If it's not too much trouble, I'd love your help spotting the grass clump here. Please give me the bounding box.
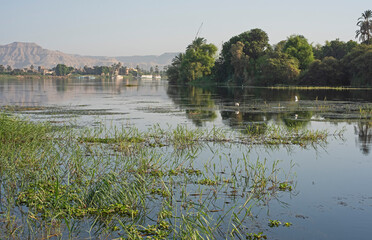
[0,112,52,146]
[0,111,332,239]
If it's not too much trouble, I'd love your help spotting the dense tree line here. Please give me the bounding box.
[0,63,164,78]
[167,10,372,87]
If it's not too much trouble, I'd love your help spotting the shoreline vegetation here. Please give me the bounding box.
[0,62,166,80]
[0,111,344,239]
[166,10,372,88]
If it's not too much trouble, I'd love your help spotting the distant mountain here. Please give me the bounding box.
[0,42,179,70]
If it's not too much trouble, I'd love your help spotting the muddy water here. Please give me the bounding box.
[1,77,371,239]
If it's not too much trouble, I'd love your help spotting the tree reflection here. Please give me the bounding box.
[167,84,217,126]
[55,78,70,92]
[354,121,372,155]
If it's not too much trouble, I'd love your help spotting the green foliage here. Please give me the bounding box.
[274,40,287,52]
[315,39,358,60]
[230,41,250,81]
[166,53,184,83]
[268,219,282,227]
[218,28,270,83]
[355,10,372,44]
[180,38,217,82]
[256,51,300,86]
[197,178,218,185]
[221,28,269,63]
[300,57,348,86]
[278,182,293,191]
[55,64,73,76]
[342,44,372,86]
[94,66,110,75]
[83,65,111,75]
[284,222,293,227]
[167,23,372,87]
[283,35,314,70]
[166,38,217,83]
[247,232,267,240]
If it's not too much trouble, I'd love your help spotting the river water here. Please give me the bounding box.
[1,77,371,239]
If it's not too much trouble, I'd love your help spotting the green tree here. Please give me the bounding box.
[180,38,217,82]
[257,52,300,86]
[93,66,110,75]
[282,35,314,70]
[166,53,184,83]
[167,38,217,83]
[221,29,269,63]
[356,10,372,44]
[218,28,269,83]
[55,64,73,76]
[0,65,5,73]
[342,44,372,86]
[230,41,250,81]
[300,57,348,86]
[317,39,358,60]
[274,40,287,52]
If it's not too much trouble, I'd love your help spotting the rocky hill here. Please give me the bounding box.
[0,42,178,70]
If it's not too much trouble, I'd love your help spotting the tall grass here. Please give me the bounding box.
[0,112,328,239]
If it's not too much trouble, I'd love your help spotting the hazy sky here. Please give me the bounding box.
[1,0,371,56]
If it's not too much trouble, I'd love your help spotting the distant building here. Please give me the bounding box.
[38,66,54,75]
[141,74,161,80]
[141,75,153,80]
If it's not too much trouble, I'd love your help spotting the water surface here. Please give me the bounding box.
[1,77,371,239]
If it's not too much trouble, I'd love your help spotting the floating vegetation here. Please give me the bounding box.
[268,219,282,227]
[278,182,293,191]
[284,222,293,227]
[136,106,182,114]
[0,111,341,239]
[0,105,47,111]
[1,105,124,117]
[247,232,267,240]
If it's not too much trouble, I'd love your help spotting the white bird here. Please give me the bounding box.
[294,96,298,102]
[235,102,240,107]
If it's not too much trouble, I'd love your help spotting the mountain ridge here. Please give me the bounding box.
[0,42,178,70]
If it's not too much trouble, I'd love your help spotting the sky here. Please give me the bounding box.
[1,0,371,56]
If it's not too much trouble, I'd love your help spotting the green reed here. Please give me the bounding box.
[0,112,329,239]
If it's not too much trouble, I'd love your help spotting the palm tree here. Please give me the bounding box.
[356,10,372,44]
[187,37,206,50]
[172,53,184,67]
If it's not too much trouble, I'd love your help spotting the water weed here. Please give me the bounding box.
[0,111,336,239]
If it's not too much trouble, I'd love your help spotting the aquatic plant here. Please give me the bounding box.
[0,111,335,239]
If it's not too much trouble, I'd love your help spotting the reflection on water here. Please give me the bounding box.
[167,85,217,126]
[167,83,372,155]
[355,122,372,155]
[1,77,372,239]
[0,77,371,155]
